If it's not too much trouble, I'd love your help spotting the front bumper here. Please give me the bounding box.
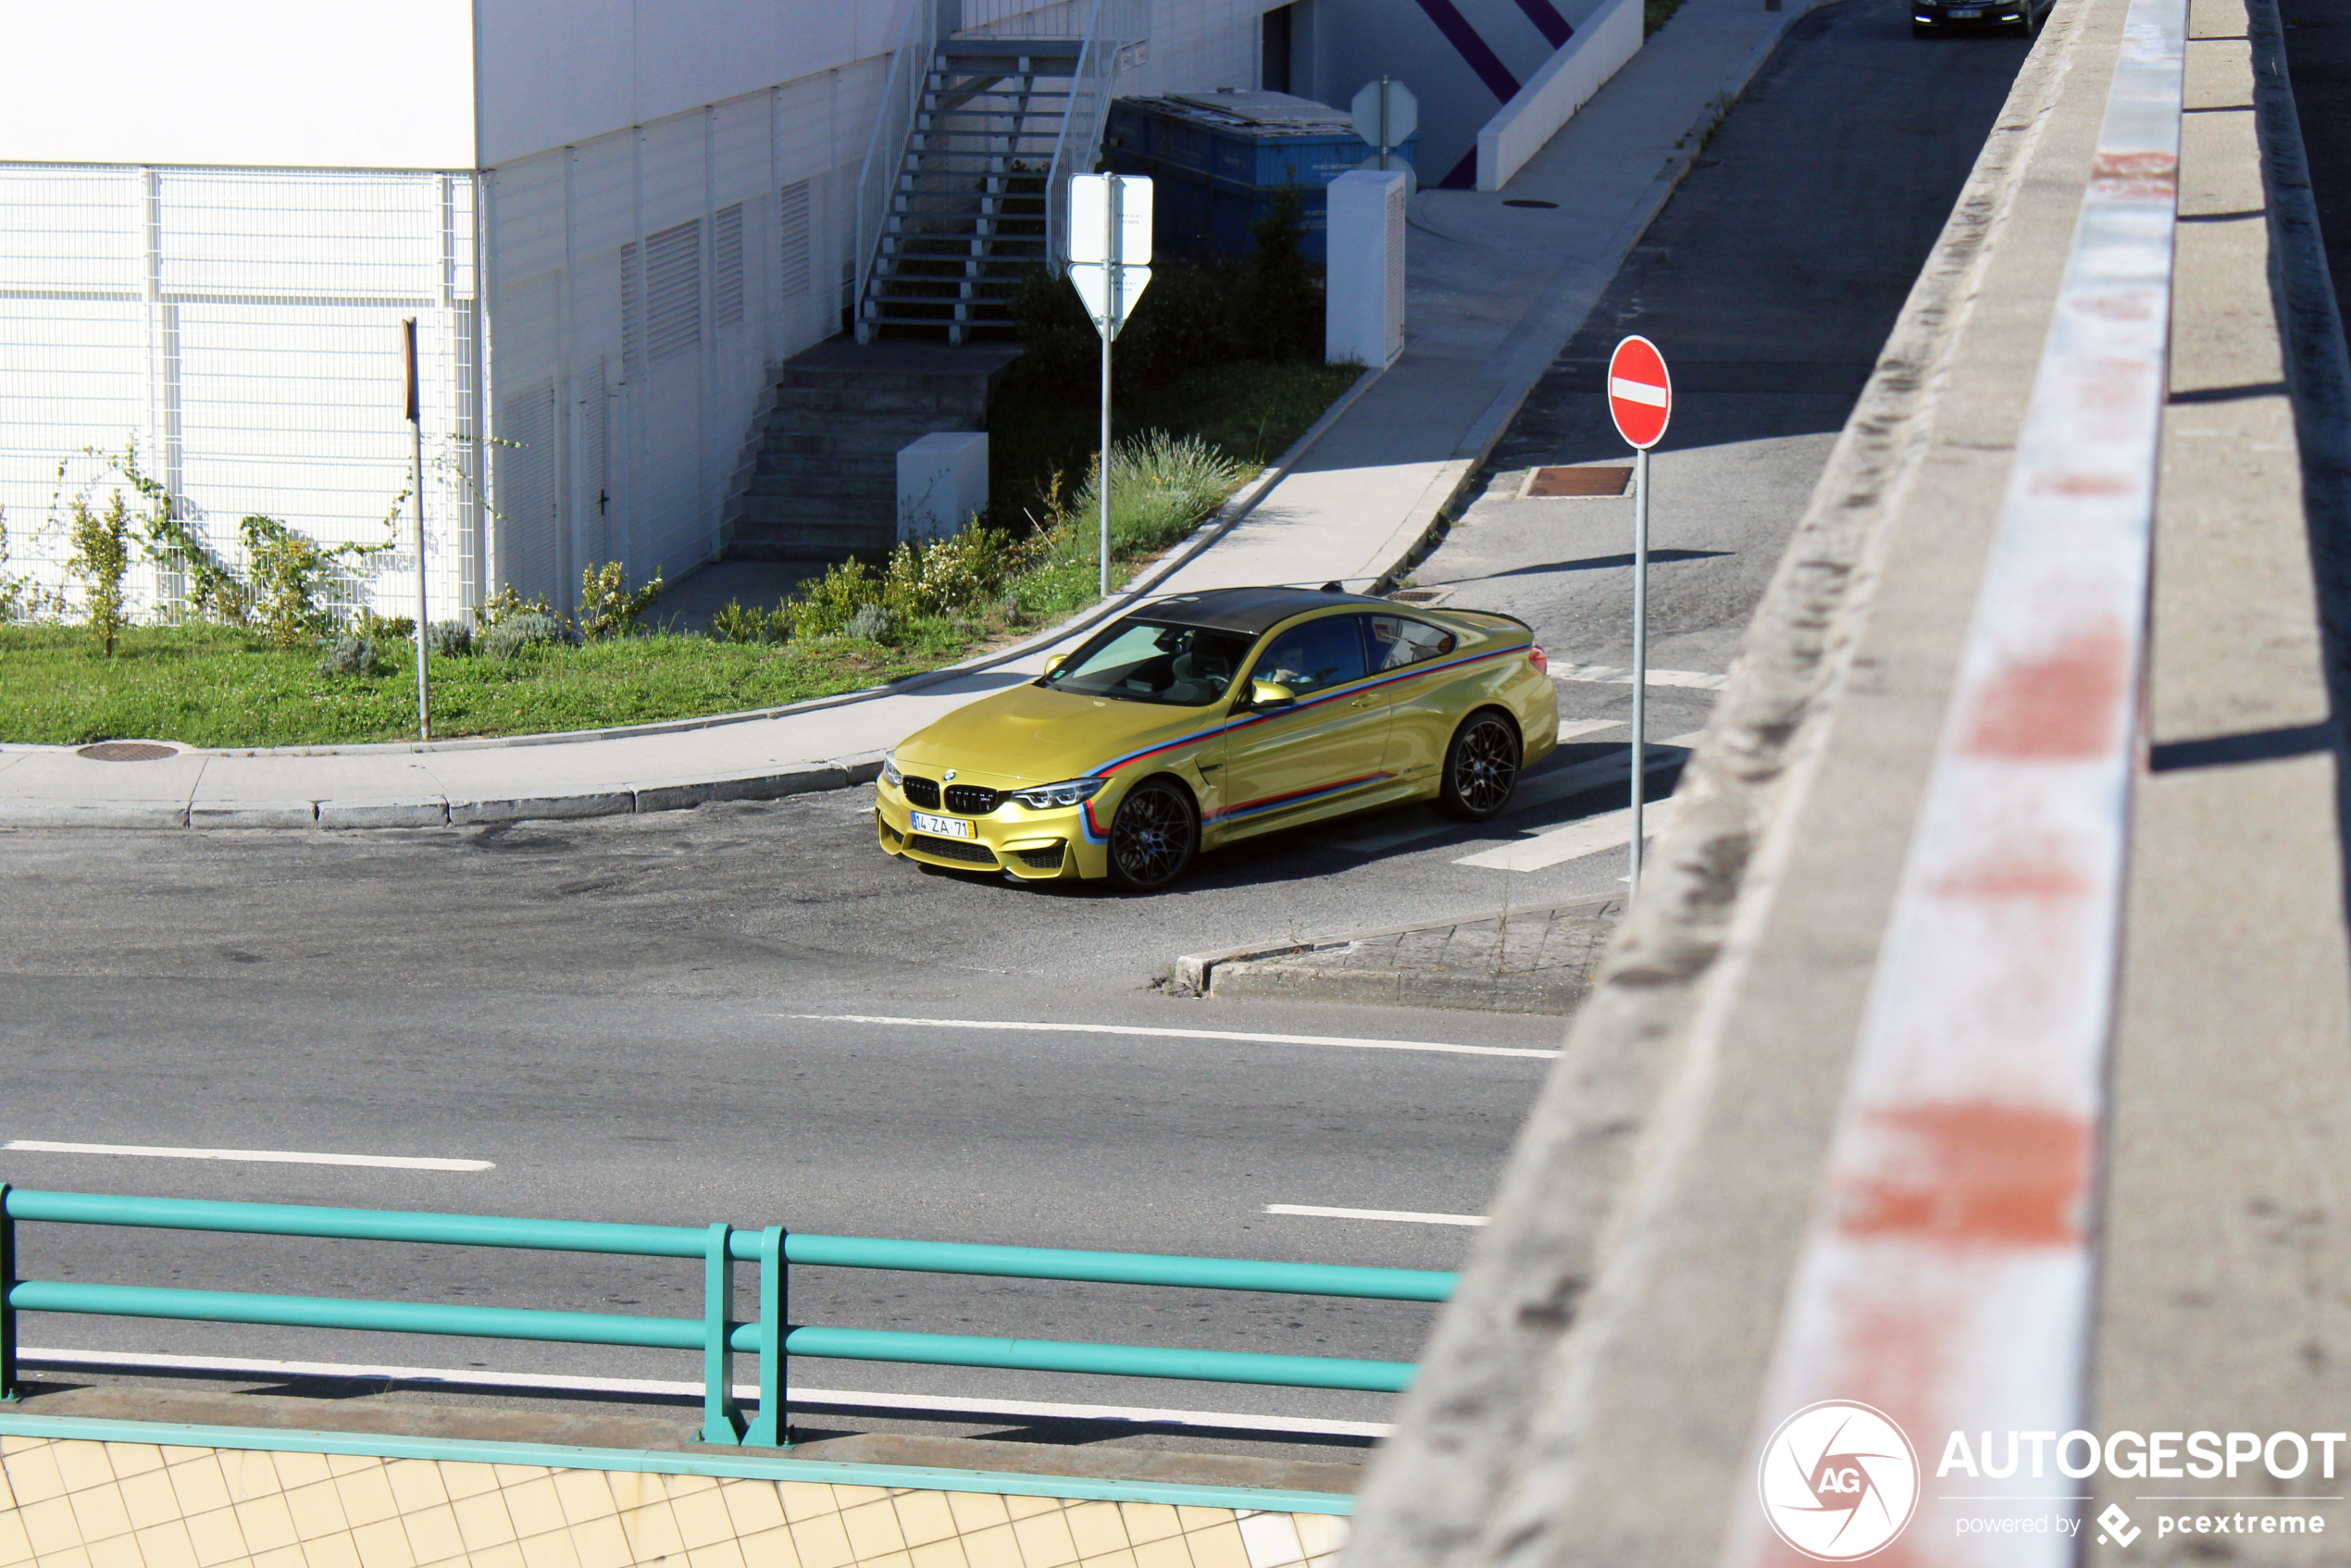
[873,778,1108,881]
[1913,0,2025,20]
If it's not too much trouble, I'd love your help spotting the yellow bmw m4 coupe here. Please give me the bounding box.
[875,584,1560,890]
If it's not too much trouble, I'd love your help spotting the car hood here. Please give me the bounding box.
[892,679,1227,784]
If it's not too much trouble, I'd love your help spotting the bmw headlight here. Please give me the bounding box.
[1011,777,1108,810]
[880,752,903,789]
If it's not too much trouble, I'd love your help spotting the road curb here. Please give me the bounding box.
[1175,895,1620,1015]
[0,759,888,831]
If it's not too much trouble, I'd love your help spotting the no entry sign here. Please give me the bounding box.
[1608,335,1672,450]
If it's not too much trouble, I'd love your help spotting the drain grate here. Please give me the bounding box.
[76,740,178,762]
[1387,589,1449,604]
[1524,466,1633,498]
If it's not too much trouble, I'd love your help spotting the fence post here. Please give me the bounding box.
[0,1184,16,1402]
[745,1226,789,1447]
[700,1223,741,1444]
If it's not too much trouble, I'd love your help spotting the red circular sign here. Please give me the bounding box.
[1607,335,1672,450]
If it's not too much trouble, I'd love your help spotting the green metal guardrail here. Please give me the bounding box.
[0,1184,1454,1448]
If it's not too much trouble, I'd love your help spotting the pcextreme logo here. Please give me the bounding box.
[1758,1401,1922,1561]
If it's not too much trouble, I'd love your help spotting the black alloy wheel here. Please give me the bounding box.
[1437,711,1523,821]
[1106,778,1199,890]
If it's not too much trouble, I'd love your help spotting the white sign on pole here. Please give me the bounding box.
[1350,79,1419,193]
[1066,173,1154,596]
[1067,173,1153,340]
[1068,173,1153,267]
[1350,79,1419,150]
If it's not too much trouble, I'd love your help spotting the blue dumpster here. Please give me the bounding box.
[1101,90,1421,265]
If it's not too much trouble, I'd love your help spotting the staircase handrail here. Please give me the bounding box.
[1044,0,1150,268]
[853,0,946,342]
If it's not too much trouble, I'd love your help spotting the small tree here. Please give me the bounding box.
[241,515,334,649]
[67,490,132,656]
[578,560,665,640]
[1245,184,1322,361]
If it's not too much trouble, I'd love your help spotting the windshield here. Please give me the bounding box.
[1042,618,1256,706]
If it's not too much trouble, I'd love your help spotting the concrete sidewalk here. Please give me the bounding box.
[0,0,1840,830]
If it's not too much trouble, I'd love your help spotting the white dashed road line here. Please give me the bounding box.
[784,1016,1559,1060]
[1264,1204,1489,1226]
[1,1140,495,1172]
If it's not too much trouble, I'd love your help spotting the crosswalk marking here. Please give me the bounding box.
[1552,664,1727,690]
[1454,796,1683,872]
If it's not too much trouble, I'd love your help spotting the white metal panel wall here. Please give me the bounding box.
[481,59,883,610]
[0,163,481,623]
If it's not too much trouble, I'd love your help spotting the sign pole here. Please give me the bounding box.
[1101,176,1117,601]
[402,317,430,742]
[1630,444,1648,893]
[1605,334,1671,896]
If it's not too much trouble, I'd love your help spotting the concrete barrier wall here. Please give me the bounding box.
[1474,0,1644,193]
[1348,0,2351,1556]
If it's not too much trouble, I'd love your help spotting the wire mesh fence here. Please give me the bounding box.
[0,163,481,626]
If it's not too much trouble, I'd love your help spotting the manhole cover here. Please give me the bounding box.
[1526,466,1633,498]
[76,740,178,762]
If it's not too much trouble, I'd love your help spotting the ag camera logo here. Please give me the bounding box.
[1759,1401,1922,1560]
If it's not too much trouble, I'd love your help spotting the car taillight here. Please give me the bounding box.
[1530,645,1549,675]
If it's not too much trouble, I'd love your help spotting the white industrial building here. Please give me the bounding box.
[0,0,1592,623]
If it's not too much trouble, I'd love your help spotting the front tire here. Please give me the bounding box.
[1437,711,1522,821]
[1106,778,1198,891]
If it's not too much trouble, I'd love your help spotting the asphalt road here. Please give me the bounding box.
[0,0,2024,1463]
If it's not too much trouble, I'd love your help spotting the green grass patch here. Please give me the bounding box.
[0,621,987,748]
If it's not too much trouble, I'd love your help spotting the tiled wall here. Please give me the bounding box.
[0,1436,1349,1568]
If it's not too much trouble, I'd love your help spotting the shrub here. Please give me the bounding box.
[67,491,133,656]
[316,632,381,678]
[427,618,473,656]
[352,608,415,643]
[479,611,570,660]
[242,515,337,649]
[1067,431,1250,557]
[482,584,557,627]
[578,560,664,640]
[709,600,790,645]
[878,528,1025,621]
[791,558,882,639]
[846,603,897,643]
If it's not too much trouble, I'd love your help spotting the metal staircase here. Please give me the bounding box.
[858,38,1082,342]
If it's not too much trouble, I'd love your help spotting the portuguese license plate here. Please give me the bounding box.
[1950,8,1981,16]
[910,811,972,839]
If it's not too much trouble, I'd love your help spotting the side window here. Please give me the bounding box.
[1365,614,1458,671]
[1250,616,1369,695]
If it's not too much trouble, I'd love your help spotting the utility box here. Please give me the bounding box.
[1325,169,1407,367]
[1101,90,1419,264]
[897,431,989,544]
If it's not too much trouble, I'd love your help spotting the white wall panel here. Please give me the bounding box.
[0,165,481,623]
[0,2,474,169]
[475,0,904,166]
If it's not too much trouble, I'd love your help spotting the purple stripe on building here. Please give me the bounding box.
[1511,0,1575,50]
[1409,0,1524,102]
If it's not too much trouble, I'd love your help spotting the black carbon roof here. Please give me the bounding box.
[1140,584,1390,635]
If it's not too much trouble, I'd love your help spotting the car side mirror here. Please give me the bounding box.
[1043,653,1067,678]
[1249,681,1296,711]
